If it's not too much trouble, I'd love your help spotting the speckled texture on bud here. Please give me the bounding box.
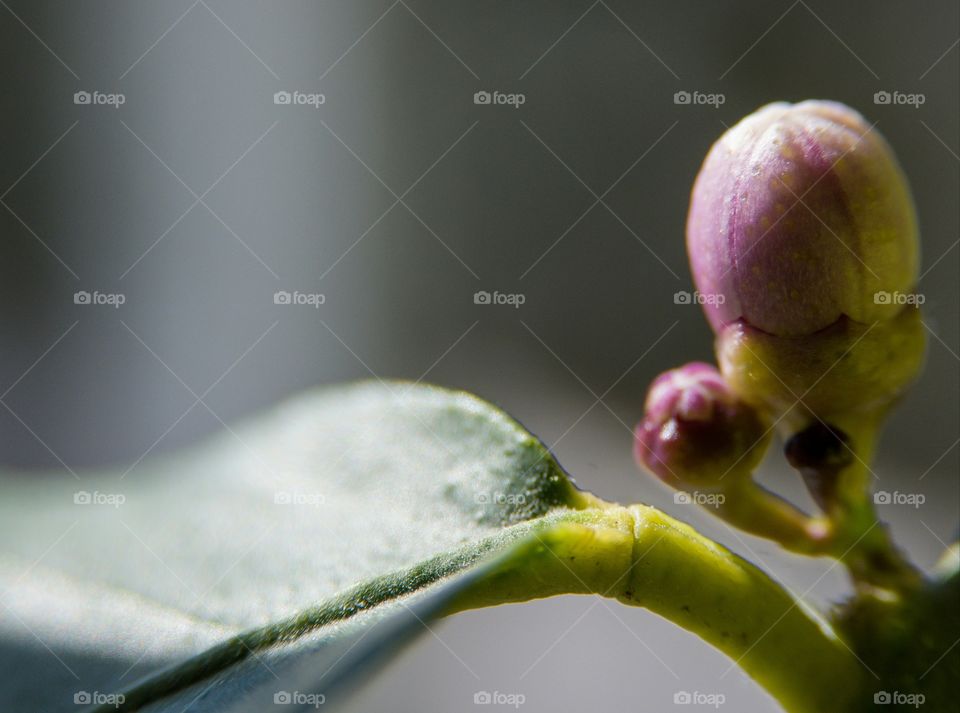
[687,100,918,337]
[634,362,770,486]
[717,305,925,433]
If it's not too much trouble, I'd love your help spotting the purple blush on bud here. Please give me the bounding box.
[644,362,727,423]
[686,100,919,337]
[634,362,770,486]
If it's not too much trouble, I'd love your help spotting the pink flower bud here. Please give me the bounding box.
[687,100,918,337]
[634,362,770,486]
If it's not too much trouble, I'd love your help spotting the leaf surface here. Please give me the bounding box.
[0,381,592,711]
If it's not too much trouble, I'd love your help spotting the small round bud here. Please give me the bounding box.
[634,362,771,487]
[687,100,918,337]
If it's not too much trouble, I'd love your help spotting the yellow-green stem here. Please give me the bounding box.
[450,503,867,713]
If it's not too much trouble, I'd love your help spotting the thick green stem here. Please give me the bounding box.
[97,503,863,713]
[451,503,866,713]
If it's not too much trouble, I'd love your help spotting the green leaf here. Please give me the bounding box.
[0,381,866,713]
[0,381,594,711]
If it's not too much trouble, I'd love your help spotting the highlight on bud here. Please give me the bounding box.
[686,100,919,337]
[633,362,771,487]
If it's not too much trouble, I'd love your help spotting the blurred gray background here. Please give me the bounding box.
[1,1,957,711]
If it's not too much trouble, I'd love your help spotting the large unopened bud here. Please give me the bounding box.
[687,100,918,337]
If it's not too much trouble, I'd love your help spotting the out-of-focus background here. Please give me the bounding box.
[1,2,957,711]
